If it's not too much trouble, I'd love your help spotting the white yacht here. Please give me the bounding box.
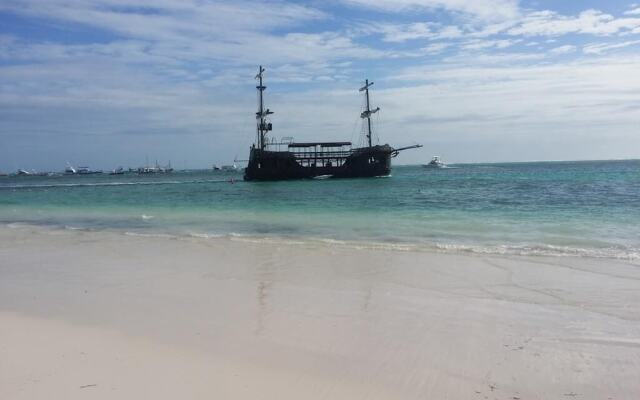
[64,162,77,175]
[109,167,125,175]
[423,156,446,169]
[221,163,238,171]
[77,166,103,174]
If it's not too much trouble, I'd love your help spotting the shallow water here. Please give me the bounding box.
[1,160,639,260]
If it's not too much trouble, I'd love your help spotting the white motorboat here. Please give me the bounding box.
[423,156,446,169]
[77,166,103,174]
[221,164,238,171]
[64,162,77,175]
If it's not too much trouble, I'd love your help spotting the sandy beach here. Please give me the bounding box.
[1,225,639,399]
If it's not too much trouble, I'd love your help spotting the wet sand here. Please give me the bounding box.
[1,225,639,399]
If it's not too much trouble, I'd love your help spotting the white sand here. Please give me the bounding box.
[1,225,639,399]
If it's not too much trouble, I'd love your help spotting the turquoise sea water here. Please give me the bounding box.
[1,160,639,260]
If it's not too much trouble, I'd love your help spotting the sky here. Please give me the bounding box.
[1,0,640,171]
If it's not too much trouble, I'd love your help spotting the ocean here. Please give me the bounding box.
[1,160,639,261]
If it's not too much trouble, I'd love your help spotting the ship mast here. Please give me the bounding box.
[256,65,273,150]
[359,79,380,148]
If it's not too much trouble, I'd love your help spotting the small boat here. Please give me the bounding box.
[16,169,49,176]
[423,156,446,169]
[77,166,103,175]
[109,167,125,175]
[212,164,221,171]
[64,162,77,175]
[137,161,173,174]
[137,166,160,174]
[221,164,238,171]
[159,161,174,173]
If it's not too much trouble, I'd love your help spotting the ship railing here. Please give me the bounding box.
[290,148,353,170]
[264,140,299,152]
[264,141,354,158]
[289,149,353,160]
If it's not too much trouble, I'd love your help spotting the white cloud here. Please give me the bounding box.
[421,42,450,55]
[375,22,463,42]
[363,7,640,49]
[340,0,520,22]
[461,39,520,50]
[0,0,388,72]
[583,40,640,55]
[437,25,465,39]
[0,0,326,38]
[624,7,640,16]
[377,22,435,42]
[549,44,576,55]
[448,52,546,65]
[508,9,640,37]
[376,55,640,161]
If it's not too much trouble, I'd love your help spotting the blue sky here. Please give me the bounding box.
[1,0,640,171]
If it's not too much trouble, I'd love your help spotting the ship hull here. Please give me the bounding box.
[244,145,393,181]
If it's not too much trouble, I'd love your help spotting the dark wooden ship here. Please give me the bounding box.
[244,66,421,181]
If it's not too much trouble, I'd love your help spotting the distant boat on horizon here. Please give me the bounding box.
[423,156,446,169]
[220,163,238,171]
[77,166,103,175]
[109,167,125,175]
[64,162,77,175]
[137,160,173,174]
[16,169,50,176]
[64,163,102,175]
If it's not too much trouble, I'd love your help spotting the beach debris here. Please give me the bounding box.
[80,384,97,389]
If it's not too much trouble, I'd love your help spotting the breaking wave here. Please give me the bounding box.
[3,221,638,262]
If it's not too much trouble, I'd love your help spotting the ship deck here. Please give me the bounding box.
[268,141,356,167]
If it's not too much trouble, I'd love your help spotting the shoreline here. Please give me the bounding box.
[2,225,640,399]
[3,221,639,263]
